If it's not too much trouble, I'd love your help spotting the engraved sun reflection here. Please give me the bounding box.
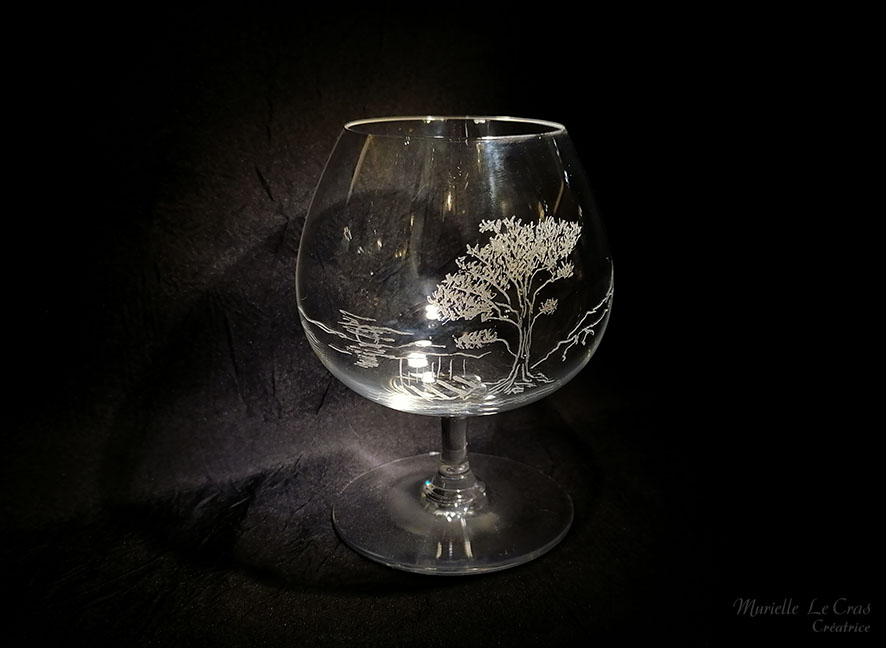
[425,304,440,320]
[407,353,428,368]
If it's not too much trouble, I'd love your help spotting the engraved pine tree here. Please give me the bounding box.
[428,216,582,394]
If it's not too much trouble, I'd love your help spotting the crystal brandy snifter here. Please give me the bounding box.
[296,116,613,574]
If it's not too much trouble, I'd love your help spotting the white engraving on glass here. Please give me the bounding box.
[531,278,613,369]
[304,310,446,368]
[300,309,490,399]
[301,215,611,401]
[428,216,607,394]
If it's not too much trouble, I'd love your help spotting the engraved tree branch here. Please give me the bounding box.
[455,327,515,357]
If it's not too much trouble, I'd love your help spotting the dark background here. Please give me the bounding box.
[4,4,876,645]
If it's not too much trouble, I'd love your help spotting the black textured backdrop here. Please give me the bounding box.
[4,5,875,646]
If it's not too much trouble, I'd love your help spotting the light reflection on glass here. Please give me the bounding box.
[407,353,428,368]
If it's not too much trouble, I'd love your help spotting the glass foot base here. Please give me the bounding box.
[332,452,573,575]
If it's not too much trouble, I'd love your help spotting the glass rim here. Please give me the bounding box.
[344,115,567,141]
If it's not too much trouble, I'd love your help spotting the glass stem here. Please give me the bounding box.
[421,417,487,516]
[440,416,469,474]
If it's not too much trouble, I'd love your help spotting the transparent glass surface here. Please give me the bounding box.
[296,116,613,574]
